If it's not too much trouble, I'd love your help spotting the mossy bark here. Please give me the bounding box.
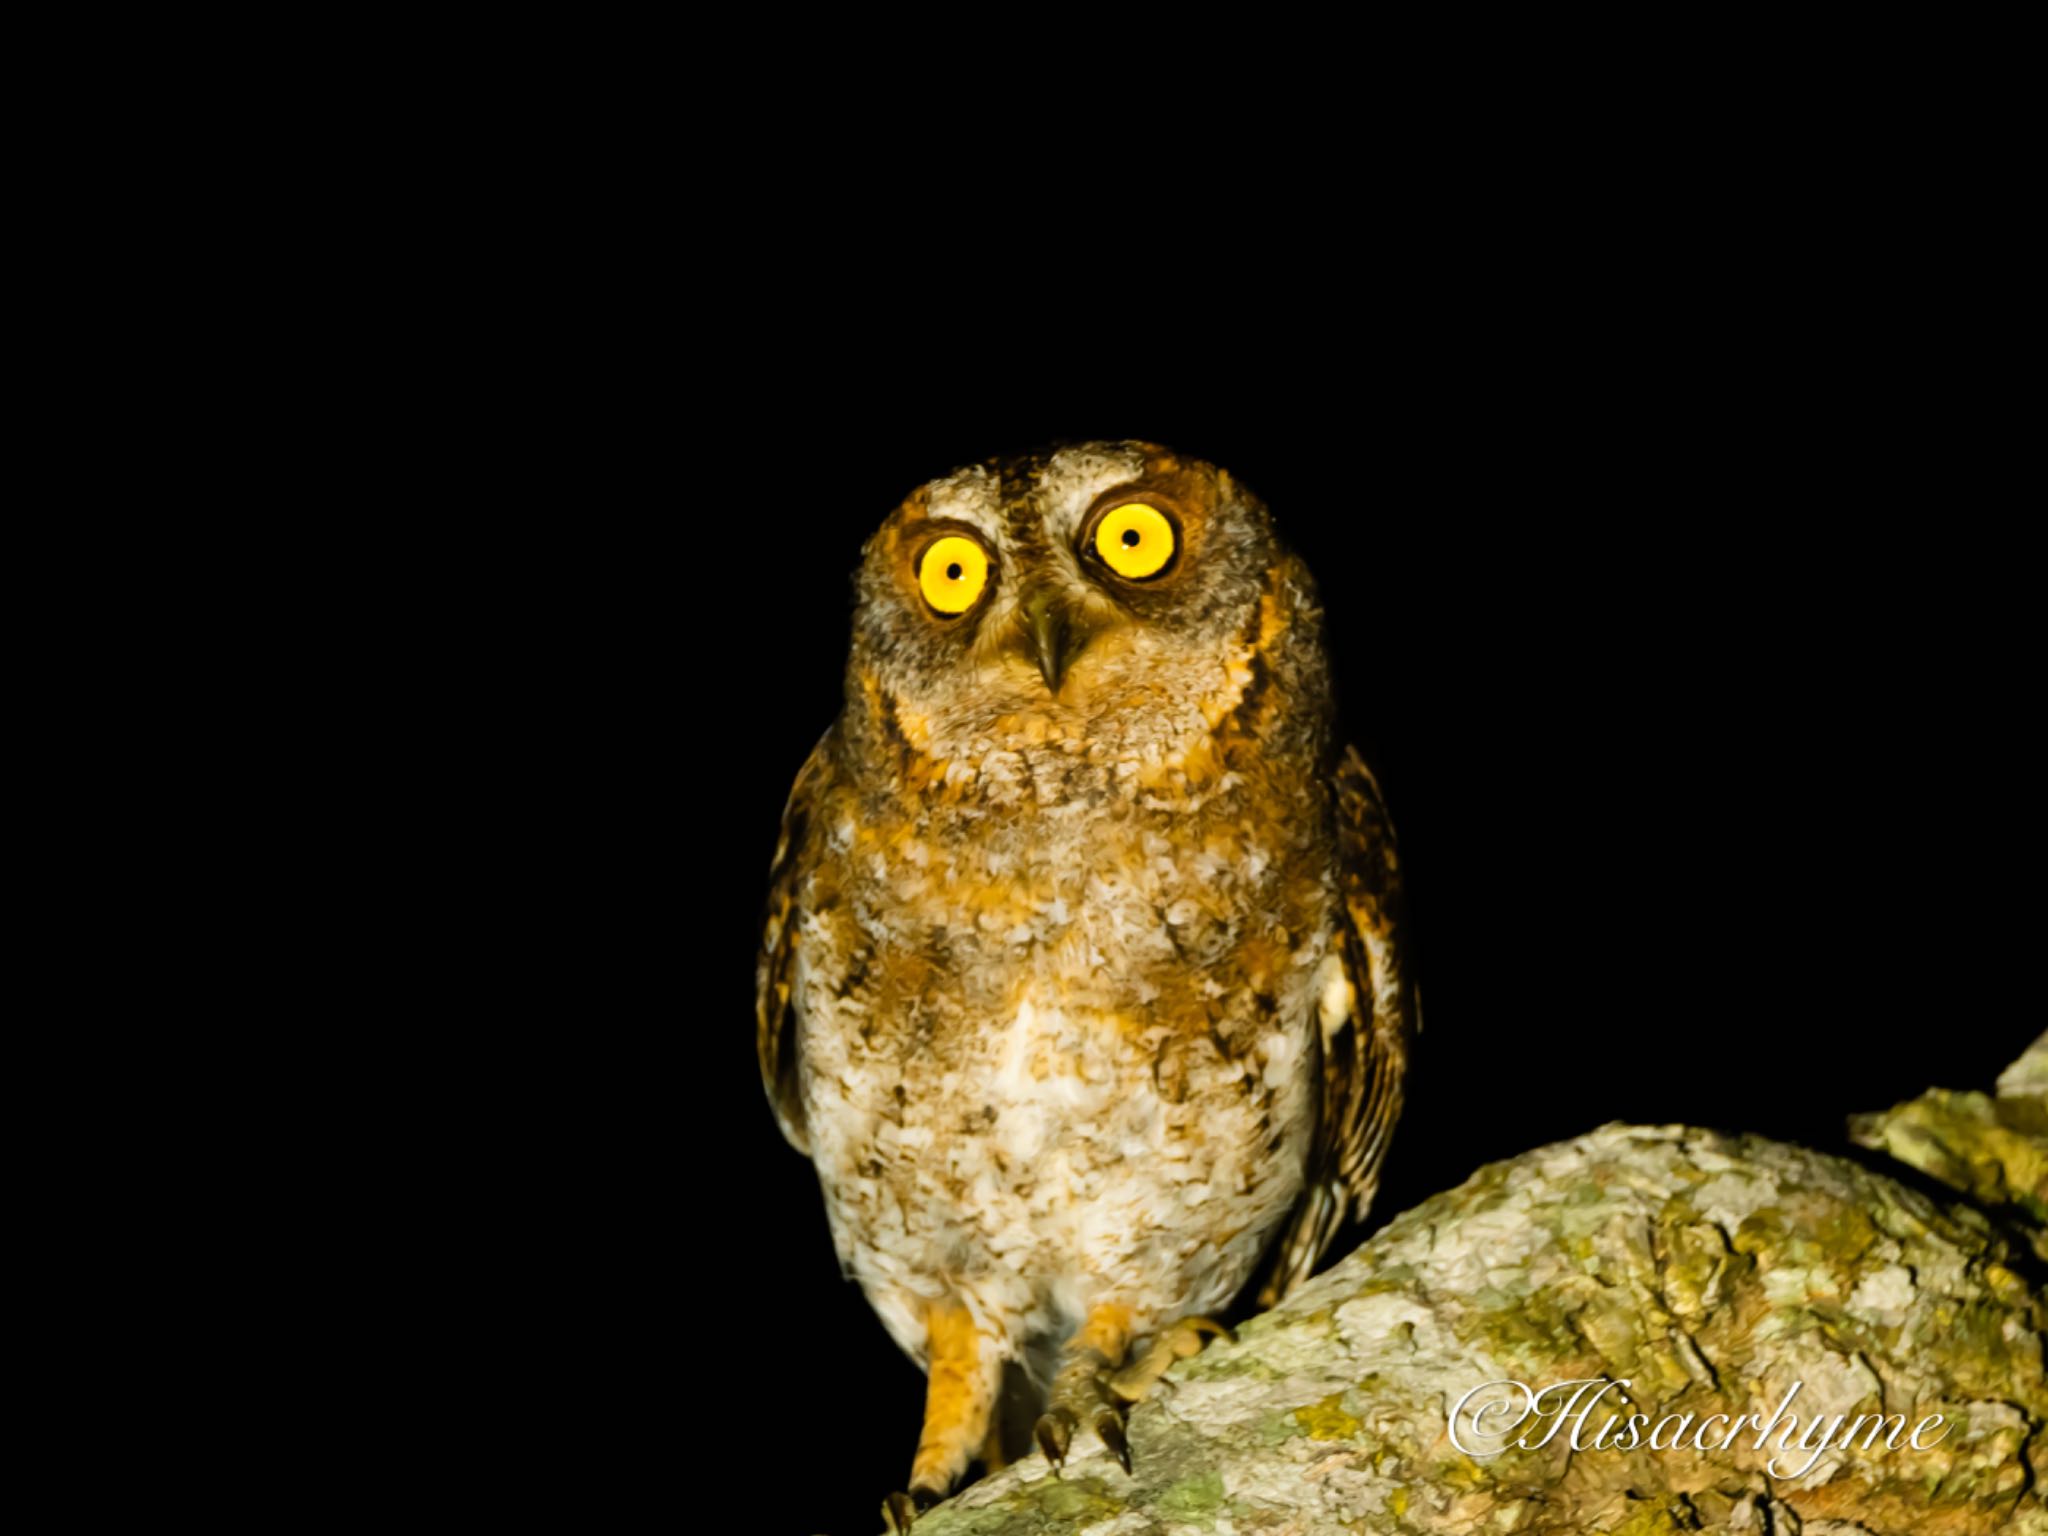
[909,1045,2046,1536]
[1849,1030,2048,1257]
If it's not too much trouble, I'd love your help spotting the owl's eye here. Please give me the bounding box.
[917,534,991,615]
[1092,502,1177,580]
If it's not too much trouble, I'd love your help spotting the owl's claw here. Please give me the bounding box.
[1032,1405,1076,1471]
[1033,1303,1232,1480]
[881,1486,941,1532]
[1033,1400,1133,1476]
[1095,1408,1131,1473]
[1034,1349,1133,1476]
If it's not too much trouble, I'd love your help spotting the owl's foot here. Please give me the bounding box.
[1034,1317,1236,1480]
[1032,1398,1134,1475]
[1108,1315,1236,1404]
[1033,1302,1139,1476]
[880,1486,941,1533]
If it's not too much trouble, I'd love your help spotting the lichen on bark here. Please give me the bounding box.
[907,1052,2046,1536]
[1850,1029,2048,1256]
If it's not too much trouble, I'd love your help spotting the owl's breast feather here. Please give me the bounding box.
[793,716,1337,1338]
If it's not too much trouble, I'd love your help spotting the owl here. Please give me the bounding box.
[755,441,1415,1530]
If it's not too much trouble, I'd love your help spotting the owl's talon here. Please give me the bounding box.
[1033,1406,1076,1471]
[881,1486,942,1532]
[1095,1408,1132,1473]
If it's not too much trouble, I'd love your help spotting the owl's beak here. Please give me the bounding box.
[1019,587,1078,694]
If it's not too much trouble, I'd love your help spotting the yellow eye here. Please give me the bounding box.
[917,535,990,615]
[1093,502,1177,580]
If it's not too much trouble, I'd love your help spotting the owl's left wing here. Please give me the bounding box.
[1256,743,1419,1307]
[755,730,834,1156]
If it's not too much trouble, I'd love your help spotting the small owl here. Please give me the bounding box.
[756,441,1415,1529]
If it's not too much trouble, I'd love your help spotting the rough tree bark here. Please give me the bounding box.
[908,1039,2047,1535]
[1850,1031,2048,1261]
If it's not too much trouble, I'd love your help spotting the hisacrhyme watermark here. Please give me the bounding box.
[1447,1377,1951,1480]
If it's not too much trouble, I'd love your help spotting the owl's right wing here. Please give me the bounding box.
[755,730,835,1156]
[1255,743,1419,1307]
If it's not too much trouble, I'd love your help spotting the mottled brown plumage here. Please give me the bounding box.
[754,441,1415,1519]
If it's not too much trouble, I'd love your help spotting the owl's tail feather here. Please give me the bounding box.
[1254,1178,1350,1310]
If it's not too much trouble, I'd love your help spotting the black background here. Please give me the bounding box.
[506,341,2026,1534]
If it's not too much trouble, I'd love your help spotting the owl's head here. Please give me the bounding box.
[842,440,1329,770]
